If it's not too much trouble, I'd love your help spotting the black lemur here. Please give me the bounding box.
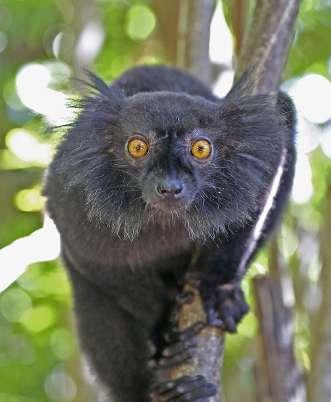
[44,65,296,402]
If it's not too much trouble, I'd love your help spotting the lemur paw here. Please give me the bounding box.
[150,375,217,402]
[149,323,217,401]
[201,282,249,333]
[156,322,203,368]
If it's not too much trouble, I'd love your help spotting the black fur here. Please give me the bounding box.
[44,65,296,402]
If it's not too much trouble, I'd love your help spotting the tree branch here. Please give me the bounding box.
[158,276,224,402]
[152,0,180,65]
[236,0,300,94]
[177,0,216,83]
[254,240,306,402]
[227,0,250,58]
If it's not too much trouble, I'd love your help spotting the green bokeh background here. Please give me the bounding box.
[1,0,331,401]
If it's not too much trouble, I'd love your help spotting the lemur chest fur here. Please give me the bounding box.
[64,219,194,272]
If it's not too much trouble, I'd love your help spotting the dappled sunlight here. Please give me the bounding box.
[5,128,53,166]
[15,187,45,212]
[287,73,331,124]
[209,3,233,67]
[44,366,77,402]
[292,154,314,204]
[16,63,73,126]
[75,21,105,66]
[0,215,60,293]
[210,3,234,97]
[320,124,331,157]
[125,5,156,41]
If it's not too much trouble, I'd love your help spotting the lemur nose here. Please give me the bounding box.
[156,179,184,197]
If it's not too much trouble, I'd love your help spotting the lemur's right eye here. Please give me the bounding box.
[127,137,149,158]
[191,139,212,160]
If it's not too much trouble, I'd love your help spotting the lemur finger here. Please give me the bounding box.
[221,316,237,333]
[175,291,194,306]
[152,375,215,401]
[147,340,157,357]
[151,376,194,394]
[156,376,206,400]
[162,337,197,357]
[159,350,192,368]
[164,322,205,343]
[171,382,217,401]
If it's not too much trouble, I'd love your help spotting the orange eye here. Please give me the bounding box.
[127,137,149,158]
[191,139,212,160]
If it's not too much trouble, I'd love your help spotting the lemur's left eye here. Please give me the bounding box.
[191,139,212,160]
[127,137,149,158]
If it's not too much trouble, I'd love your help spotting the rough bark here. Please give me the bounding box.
[177,0,216,83]
[159,276,224,402]
[236,0,300,93]
[254,240,306,402]
[308,183,331,402]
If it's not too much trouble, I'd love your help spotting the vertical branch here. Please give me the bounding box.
[153,0,216,83]
[152,0,180,65]
[232,0,303,401]
[254,241,306,402]
[159,279,224,402]
[308,183,331,402]
[227,0,250,58]
[236,0,300,93]
[177,0,216,83]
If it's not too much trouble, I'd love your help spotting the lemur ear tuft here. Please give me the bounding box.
[84,70,125,104]
[223,67,296,130]
[225,67,256,101]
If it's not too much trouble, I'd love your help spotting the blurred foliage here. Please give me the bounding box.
[0,0,331,401]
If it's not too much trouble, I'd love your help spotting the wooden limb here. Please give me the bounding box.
[308,184,331,402]
[254,240,306,402]
[236,0,300,93]
[152,0,180,65]
[227,0,250,58]
[157,276,224,402]
[176,282,224,394]
[177,0,216,83]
